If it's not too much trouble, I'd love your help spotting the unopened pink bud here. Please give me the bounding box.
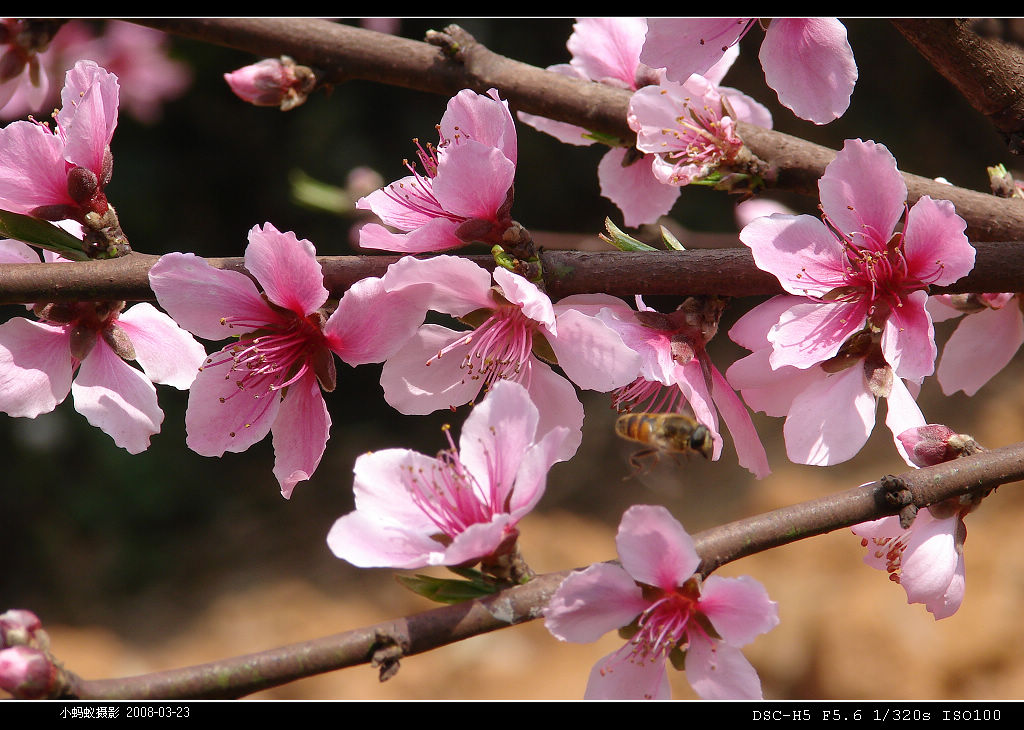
[223,56,316,111]
[0,609,42,648]
[0,646,57,699]
[898,424,981,468]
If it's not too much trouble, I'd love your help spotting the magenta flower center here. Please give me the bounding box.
[659,102,741,183]
[406,428,509,540]
[802,211,949,323]
[430,306,536,390]
[628,584,705,663]
[612,377,686,414]
[206,309,330,411]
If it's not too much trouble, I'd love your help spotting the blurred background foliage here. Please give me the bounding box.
[2,18,1023,699]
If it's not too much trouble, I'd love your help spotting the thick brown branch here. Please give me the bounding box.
[133,18,1024,242]
[892,19,1024,153]
[60,441,1024,699]
[3,243,1024,305]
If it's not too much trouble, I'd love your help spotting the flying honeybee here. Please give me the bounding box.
[615,412,713,472]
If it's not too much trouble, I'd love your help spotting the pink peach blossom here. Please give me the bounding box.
[356,88,518,253]
[929,293,1024,396]
[327,380,571,569]
[0,238,205,454]
[629,74,771,188]
[853,507,966,620]
[148,222,424,497]
[641,18,857,124]
[224,56,314,111]
[519,18,761,226]
[0,59,118,228]
[739,139,975,385]
[378,255,641,461]
[545,504,778,700]
[573,293,769,477]
[726,294,926,466]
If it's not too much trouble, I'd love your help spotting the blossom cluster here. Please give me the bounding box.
[0,18,1006,702]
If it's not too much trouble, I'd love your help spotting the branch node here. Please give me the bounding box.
[425,25,477,62]
[369,629,408,683]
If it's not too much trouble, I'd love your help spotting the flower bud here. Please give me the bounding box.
[223,56,316,111]
[897,424,982,468]
[0,609,42,649]
[0,646,58,699]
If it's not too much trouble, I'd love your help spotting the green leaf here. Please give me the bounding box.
[599,217,659,252]
[660,226,685,251]
[289,169,353,215]
[0,210,90,261]
[396,573,499,604]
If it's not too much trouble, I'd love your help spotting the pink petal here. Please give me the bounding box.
[148,252,277,341]
[0,319,72,417]
[585,643,671,700]
[350,448,454,530]
[356,174,441,230]
[616,504,700,590]
[524,359,585,463]
[715,84,774,128]
[0,121,72,212]
[818,139,906,242]
[379,324,482,415]
[926,551,965,620]
[432,142,515,220]
[356,218,465,253]
[884,378,926,465]
[439,88,517,166]
[270,372,330,498]
[900,512,959,608]
[327,510,446,570]
[759,18,856,124]
[380,254,494,317]
[768,299,866,370]
[507,423,572,520]
[881,290,935,382]
[115,303,205,389]
[546,306,641,391]
[325,276,424,366]
[184,352,281,456]
[441,515,514,566]
[72,337,161,454]
[937,304,1024,396]
[699,575,779,645]
[545,563,649,643]
[458,379,540,507]
[60,63,119,174]
[783,366,875,466]
[640,18,750,84]
[901,195,974,286]
[741,213,846,297]
[726,349,818,418]
[728,294,798,350]
[597,148,680,227]
[568,17,648,88]
[674,359,723,459]
[243,223,327,315]
[685,633,764,700]
[494,267,555,329]
[710,365,770,478]
[0,239,42,264]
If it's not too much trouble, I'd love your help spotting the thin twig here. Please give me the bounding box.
[60,440,1024,699]
[131,17,1024,242]
[2,242,1024,305]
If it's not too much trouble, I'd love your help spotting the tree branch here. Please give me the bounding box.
[2,242,1024,305]
[131,18,1024,243]
[58,440,1024,699]
[892,18,1024,154]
